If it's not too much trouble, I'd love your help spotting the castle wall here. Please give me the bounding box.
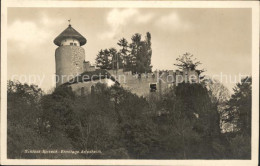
[69,68,199,97]
[55,46,85,86]
[83,61,90,72]
[83,61,96,72]
[69,78,115,96]
[108,69,174,97]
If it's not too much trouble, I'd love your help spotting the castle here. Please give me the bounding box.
[54,24,199,97]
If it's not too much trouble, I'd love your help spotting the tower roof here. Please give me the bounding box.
[54,24,87,46]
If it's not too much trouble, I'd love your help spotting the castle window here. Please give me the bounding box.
[74,43,77,46]
[70,43,73,45]
[150,83,157,92]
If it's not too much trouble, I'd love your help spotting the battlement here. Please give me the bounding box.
[106,68,199,97]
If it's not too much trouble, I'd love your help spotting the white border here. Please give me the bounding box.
[1,1,259,165]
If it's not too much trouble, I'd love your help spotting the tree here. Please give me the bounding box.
[224,77,252,135]
[129,33,153,73]
[202,78,230,104]
[96,32,153,73]
[221,77,252,159]
[8,77,245,159]
[109,85,158,159]
[7,81,48,158]
[95,49,105,69]
[174,52,205,77]
[129,33,142,73]
[145,32,153,72]
[95,49,112,69]
[202,78,231,132]
[117,38,130,71]
[109,48,123,70]
[151,83,224,159]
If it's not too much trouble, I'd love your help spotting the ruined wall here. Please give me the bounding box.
[83,61,90,72]
[107,68,199,97]
[70,79,115,96]
[55,46,85,86]
[69,68,199,97]
[83,61,96,72]
[108,69,174,97]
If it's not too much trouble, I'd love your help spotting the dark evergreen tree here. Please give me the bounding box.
[96,32,153,73]
[223,77,251,159]
[225,77,252,136]
[129,33,141,73]
[109,48,123,70]
[130,32,152,73]
[117,38,131,71]
[95,49,112,69]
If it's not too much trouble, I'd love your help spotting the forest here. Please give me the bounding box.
[7,75,251,159]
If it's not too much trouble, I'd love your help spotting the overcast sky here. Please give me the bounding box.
[7,8,252,92]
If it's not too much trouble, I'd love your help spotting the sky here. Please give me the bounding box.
[7,8,252,92]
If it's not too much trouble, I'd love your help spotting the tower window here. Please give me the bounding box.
[74,43,77,46]
[70,43,73,45]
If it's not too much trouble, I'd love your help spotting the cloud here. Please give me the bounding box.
[155,12,191,31]
[136,13,155,24]
[99,9,189,40]
[99,8,138,39]
[8,20,49,49]
[99,9,155,40]
[40,12,63,28]
[7,14,63,50]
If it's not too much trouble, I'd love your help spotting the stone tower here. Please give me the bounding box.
[54,23,87,86]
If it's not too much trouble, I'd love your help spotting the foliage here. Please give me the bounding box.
[224,77,252,135]
[117,38,131,71]
[221,77,252,159]
[7,76,251,159]
[96,32,152,73]
[151,83,223,159]
[95,49,112,69]
[7,81,47,158]
[202,78,231,132]
[174,52,205,76]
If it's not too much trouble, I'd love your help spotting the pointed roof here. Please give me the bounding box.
[54,24,87,46]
